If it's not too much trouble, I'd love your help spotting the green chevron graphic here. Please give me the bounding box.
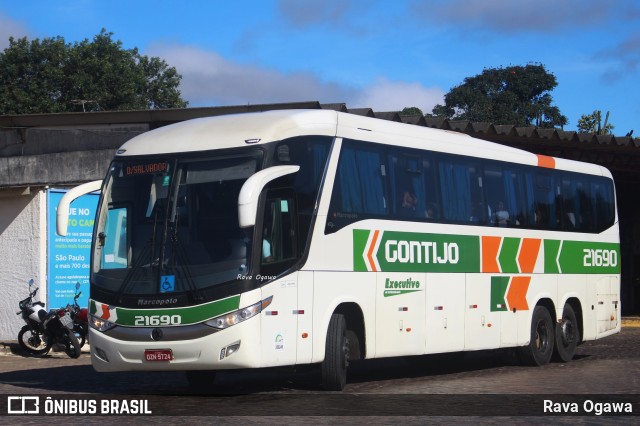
[490,276,510,312]
[498,237,521,273]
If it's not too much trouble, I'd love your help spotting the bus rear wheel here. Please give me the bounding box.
[321,313,349,391]
[553,304,578,363]
[517,305,554,366]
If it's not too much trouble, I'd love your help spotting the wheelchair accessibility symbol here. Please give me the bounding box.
[160,275,175,293]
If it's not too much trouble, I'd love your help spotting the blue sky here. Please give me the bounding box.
[1,0,638,135]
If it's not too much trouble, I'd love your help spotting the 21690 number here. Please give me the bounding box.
[583,249,617,268]
[134,314,181,326]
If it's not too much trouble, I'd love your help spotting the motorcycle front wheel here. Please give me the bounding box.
[62,329,82,359]
[72,326,86,349]
[18,325,52,355]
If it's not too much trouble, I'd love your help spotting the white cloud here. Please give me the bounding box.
[413,0,629,34]
[599,35,640,81]
[352,78,445,114]
[277,0,355,28]
[148,43,357,106]
[148,43,444,113]
[0,13,30,50]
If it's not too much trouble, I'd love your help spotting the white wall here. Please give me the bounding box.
[0,188,46,340]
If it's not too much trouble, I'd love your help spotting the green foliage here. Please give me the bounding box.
[432,64,567,128]
[401,107,423,116]
[0,29,187,114]
[577,110,614,135]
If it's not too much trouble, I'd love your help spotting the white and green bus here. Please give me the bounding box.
[57,110,620,390]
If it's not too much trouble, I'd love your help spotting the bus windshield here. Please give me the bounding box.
[92,152,262,298]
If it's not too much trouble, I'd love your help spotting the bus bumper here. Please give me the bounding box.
[89,318,261,372]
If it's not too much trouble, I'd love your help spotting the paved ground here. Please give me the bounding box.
[1,319,638,423]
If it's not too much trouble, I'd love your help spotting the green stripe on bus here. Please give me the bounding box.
[91,295,241,326]
[354,229,480,273]
[555,241,621,274]
[354,229,620,275]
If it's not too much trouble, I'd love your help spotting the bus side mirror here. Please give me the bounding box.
[238,165,300,228]
[56,180,103,236]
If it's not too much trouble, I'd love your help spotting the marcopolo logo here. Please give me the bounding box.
[384,277,422,297]
[354,229,480,273]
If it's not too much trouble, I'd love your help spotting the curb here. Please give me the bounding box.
[622,317,640,328]
[0,341,22,357]
[0,341,91,357]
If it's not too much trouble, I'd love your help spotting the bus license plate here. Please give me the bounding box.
[144,349,173,362]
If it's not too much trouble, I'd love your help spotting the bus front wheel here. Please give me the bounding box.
[517,305,554,366]
[321,313,350,391]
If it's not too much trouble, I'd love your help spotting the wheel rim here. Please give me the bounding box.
[535,319,549,352]
[23,331,46,350]
[560,319,575,347]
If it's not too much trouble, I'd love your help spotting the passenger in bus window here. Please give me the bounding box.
[534,205,546,227]
[426,203,439,219]
[401,191,418,215]
[469,203,481,224]
[494,201,510,226]
[563,199,576,229]
[262,227,273,263]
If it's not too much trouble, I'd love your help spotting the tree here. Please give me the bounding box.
[401,107,423,116]
[432,64,567,128]
[0,29,187,114]
[577,110,614,135]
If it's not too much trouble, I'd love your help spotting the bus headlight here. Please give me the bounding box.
[205,296,272,330]
[89,314,117,332]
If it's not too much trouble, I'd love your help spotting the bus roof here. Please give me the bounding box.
[116,109,338,156]
[116,109,609,177]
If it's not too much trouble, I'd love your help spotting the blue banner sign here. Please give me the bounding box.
[47,189,99,310]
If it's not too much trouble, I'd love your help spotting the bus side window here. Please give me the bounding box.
[101,206,129,269]
[326,140,387,233]
[439,159,479,224]
[591,177,615,232]
[261,194,297,271]
[389,152,428,219]
[531,172,560,229]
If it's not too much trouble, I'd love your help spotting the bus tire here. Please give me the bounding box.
[553,304,578,363]
[321,313,349,391]
[517,305,554,366]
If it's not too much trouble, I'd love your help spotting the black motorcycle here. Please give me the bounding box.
[16,279,82,358]
[68,282,89,348]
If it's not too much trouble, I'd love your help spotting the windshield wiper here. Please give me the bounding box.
[115,203,164,303]
[166,207,203,302]
[115,238,155,304]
